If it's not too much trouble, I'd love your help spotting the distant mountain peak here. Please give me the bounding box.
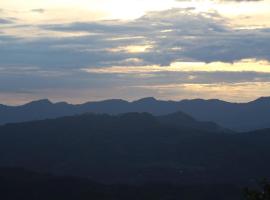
[24,99,53,106]
[133,97,157,103]
[253,96,270,103]
[0,104,7,109]
[181,98,228,104]
[100,99,128,103]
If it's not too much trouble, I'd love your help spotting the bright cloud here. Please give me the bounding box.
[82,59,270,74]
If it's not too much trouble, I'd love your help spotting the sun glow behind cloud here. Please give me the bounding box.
[82,59,270,74]
[107,45,153,53]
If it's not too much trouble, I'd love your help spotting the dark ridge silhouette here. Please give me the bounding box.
[0,112,269,185]
[1,97,270,131]
[158,112,232,133]
[23,99,53,107]
[0,167,243,200]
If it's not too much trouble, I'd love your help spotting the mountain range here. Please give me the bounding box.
[1,97,270,131]
[0,97,270,131]
[0,112,269,185]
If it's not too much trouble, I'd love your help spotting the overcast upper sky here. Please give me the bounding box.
[1,0,270,105]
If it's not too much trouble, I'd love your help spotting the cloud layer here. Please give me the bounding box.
[0,6,270,104]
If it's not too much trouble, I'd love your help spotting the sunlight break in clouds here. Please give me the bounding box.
[107,45,153,53]
[82,59,270,74]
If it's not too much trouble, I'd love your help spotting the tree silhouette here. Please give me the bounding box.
[244,179,270,200]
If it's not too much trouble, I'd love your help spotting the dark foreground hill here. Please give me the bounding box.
[0,112,269,185]
[1,97,270,131]
[0,168,243,200]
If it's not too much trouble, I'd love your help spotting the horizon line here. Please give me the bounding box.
[1,96,270,107]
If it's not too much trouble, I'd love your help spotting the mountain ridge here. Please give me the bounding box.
[0,111,269,185]
[1,97,270,131]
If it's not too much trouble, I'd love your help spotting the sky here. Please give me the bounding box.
[1,0,270,104]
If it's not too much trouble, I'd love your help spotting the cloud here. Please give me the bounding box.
[82,59,270,74]
[1,8,270,68]
[30,9,46,13]
[35,8,270,66]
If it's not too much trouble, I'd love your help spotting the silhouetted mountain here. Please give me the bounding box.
[0,167,243,200]
[1,97,270,131]
[24,99,53,107]
[177,97,270,131]
[158,112,231,133]
[0,112,269,185]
